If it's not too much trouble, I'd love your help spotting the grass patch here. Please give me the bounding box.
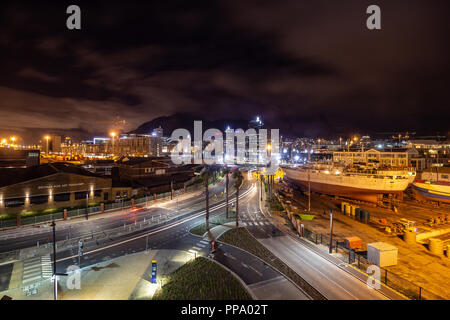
[219,227,326,300]
[190,212,237,236]
[153,257,252,300]
[298,214,315,221]
[270,198,284,211]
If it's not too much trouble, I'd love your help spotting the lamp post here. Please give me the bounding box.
[50,221,67,300]
[85,193,89,220]
[329,212,334,254]
[110,131,116,155]
[45,136,50,154]
[266,144,272,202]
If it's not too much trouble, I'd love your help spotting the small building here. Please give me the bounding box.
[333,148,420,169]
[419,166,450,182]
[367,242,398,267]
[0,148,40,168]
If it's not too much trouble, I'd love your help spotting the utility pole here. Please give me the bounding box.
[50,221,67,300]
[329,212,334,254]
[51,221,57,300]
[170,180,174,200]
[260,171,262,202]
[308,171,311,212]
[225,171,229,219]
[85,193,89,220]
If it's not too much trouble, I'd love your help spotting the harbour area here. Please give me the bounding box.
[274,179,450,299]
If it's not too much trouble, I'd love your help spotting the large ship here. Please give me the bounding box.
[412,167,450,204]
[282,163,412,204]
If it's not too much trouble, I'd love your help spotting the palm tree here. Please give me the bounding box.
[201,167,211,232]
[232,170,244,227]
[224,168,230,218]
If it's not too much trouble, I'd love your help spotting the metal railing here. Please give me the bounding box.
[301,227,443,300]
[0,179,231,294]
[0,181,204,230]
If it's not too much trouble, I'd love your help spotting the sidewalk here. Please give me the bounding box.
[0,249,197,300]
[203,221,237,240]
[202,222,310,300]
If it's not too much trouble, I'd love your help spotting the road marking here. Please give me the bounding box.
[249,265,263,277]
[224,252,236,260]
[41,254,53,279]
[22,256,43,284]
[51,185,256,264]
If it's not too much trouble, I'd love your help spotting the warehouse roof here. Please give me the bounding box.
[0,163,106,188]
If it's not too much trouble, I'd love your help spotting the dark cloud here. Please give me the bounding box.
[17,68,60,83]
[0,0,449,143]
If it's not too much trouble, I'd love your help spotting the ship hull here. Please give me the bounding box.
[287,177,403,203]
[283,167,409,203]
[412,181,450,204]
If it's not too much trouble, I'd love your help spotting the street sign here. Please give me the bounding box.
[151,260,157,283]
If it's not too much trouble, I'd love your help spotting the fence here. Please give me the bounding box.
[0,179,229,295]
[300,225,443,300]
[271,184,445,300]
[0,179,205,230]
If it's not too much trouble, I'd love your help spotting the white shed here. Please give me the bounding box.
[367,242,398,267]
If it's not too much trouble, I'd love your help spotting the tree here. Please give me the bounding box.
[232,170,244,227]
[201,167,211,232]
[224,168,230,219]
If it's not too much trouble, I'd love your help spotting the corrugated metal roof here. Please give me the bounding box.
[0,163,105,188]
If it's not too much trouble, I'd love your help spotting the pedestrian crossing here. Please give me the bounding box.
[22,254,53,284]
[239,212,271,227]
[189,239,209,254]
[22,256,42,284]
[241,221,271,226]
[41,255,53,279]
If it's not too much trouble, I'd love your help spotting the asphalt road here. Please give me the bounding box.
[0,173,401,300]
[0,178,233,253]
[237,179,398,300]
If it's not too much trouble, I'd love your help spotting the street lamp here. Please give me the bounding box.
[45,136,50,154]
[110,131,116,155]
[50,220,67,300]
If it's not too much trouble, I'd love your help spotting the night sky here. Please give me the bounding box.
[0,1,449,143]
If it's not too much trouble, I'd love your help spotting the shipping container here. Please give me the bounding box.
[345,236,362,250]
[367,242,398,267]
